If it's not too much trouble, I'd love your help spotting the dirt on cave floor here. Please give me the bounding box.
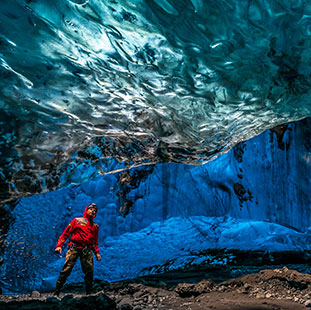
[1,266,311,309]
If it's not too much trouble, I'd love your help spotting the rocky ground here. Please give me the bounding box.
[1,267,311,309]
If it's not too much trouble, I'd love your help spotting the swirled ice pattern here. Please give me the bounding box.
[1,0,311,199]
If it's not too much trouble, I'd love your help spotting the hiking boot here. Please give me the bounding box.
[53,289,60,297]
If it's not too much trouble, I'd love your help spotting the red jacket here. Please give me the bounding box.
[56,206,100,255]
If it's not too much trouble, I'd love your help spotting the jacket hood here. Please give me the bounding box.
[83,205,97,220]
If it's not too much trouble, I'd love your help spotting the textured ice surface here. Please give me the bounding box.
[2,0,311,201]
[3,212,311,293]
[2,119,311,292]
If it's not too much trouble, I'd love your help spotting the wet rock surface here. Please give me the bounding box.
[1,267,311,309]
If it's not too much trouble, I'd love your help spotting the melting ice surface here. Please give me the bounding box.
[2,0,311,201]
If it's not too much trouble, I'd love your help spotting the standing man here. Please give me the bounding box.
[54,203,101,296]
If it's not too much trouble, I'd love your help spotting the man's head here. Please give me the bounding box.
[86,203,97,219]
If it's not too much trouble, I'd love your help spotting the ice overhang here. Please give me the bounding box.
[1,0,311,201]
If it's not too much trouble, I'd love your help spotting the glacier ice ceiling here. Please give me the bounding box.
[2,0,311,202]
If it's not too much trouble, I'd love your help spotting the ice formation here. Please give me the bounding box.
[2,119,311,292]
[1,0,311,201]
[1,0,311,293]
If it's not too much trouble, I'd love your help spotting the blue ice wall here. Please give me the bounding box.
[3,0,311,294]
[1,118,311,293]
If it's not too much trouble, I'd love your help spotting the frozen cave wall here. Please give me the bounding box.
[1,118,311,293]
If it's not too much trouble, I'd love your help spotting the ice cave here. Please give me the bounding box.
[1,0,311,297]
